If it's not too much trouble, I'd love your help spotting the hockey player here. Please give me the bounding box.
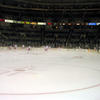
[44,45,49,51]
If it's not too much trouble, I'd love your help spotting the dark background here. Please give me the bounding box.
[0,0,100,49]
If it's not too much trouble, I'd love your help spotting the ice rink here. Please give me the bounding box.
[0,47,100,100]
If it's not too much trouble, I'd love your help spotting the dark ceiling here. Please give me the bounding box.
[0,0,100,11]
[0,0,100,3]
[15,0,100,3]
[14,0,100,3]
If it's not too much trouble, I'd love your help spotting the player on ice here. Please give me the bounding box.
[8,45,12,50]
[27,46,31,54]
[14,44,17,49]
[22,45,25,49]
[44,45,49,51]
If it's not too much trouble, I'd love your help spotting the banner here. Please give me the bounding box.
[5,19,14,23]
[31,22,37,25]
[37,22,46,25]
[26,22,30,24]
[88,23,97,25]
[0,19,4,21]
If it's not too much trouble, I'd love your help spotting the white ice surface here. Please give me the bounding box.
[0,48,100,100]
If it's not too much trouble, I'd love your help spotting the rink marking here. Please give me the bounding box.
[0,66,34,76]
[0,83,100,95]
[7,71,23,76]
[0,71,10,75]
[72,56,83,59]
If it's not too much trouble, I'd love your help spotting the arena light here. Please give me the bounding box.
[88,23,97,26]
[55,26,58,29]
[37,22,46,25]
[62,23,66,25]
[68,23,72,25]
[76,23,80,25]
[5,19,14,23]
[59,23,62,25]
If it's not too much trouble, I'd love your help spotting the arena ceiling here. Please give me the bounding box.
[14,0,100,3]
[0,0,100,11]
[0,0,100,4]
